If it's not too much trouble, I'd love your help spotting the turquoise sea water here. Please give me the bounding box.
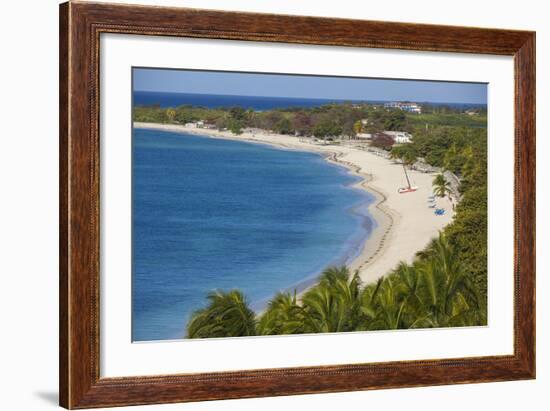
[132,128,376,341]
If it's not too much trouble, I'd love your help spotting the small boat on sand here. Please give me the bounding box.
[398,161,418,194]
[398,186,418,194]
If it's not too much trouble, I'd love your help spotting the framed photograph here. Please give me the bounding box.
[59,1,535,408]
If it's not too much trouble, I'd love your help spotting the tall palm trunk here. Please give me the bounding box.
[403,163,412,188]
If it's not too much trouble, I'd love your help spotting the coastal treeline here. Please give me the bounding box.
[187,234,485,338]
[133,102,486,139]
[391,124,488,298]
[133,101,488,337]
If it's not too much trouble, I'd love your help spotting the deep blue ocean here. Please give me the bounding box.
[132,128,375,341]
[133,91,485,111]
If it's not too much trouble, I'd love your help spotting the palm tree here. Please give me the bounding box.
[166,108,176,123]
[401,150,418,189]
[368,276,409,330]
[415,234,484,328]
[257,291,305,335]
[186,290,257,338]
[185,235,485,338]
[301,266,362,333]
[358,277,383,328]
[360,262,425,331]
[392,261,433,328]
[362,235,484,331]
[389,150,401,165]
[390,147,417,189]
[432,173,452,199]
[401,150,417,167]
[353,120,363,140]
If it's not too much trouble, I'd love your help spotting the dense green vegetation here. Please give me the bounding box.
[390,123,488,298]
[133,101,488,337]
[134,102,486,139]
[408,113,487,128]
[187,235,485,338]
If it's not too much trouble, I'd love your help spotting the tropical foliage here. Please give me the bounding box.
[185,234,486,338]
[134,101,485,139]
[187,290,256,338]
[136,101,489,338]
[432,173,452,199]
[385,117,488,298]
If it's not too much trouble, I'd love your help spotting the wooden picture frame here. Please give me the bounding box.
[59,1,535,408]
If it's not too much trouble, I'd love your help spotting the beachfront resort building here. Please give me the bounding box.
[384,101,422,114]
[184,121,204,128]
[384,131,413,144]
[184,120,216,129]
[356,130,412,144]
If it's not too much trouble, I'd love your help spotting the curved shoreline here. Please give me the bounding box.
[323,151,394,276]
[134,122,392,284]
[133,122,454,288]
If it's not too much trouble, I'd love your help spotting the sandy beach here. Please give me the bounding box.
[134,122,454,285]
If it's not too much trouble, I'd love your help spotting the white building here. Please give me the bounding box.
[184,120,206,128]
[384,131,413,144]
[401,103,422,114]
[383,102,422,114]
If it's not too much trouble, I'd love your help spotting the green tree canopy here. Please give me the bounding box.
[186,290,256,338]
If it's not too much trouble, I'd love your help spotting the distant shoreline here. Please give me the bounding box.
[134,91,489,110]
[133,122,454,290]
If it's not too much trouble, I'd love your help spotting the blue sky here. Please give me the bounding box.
[133,68,487,104]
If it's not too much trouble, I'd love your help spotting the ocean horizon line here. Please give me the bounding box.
[133,90,488,107]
